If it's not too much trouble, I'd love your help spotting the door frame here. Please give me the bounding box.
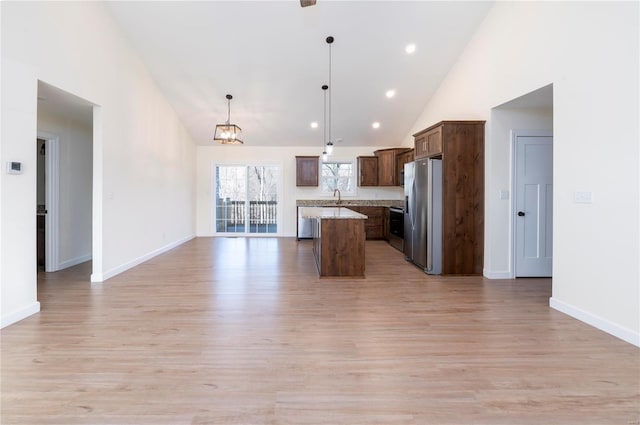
[211,161,284,237]
[509,129,553,278]
[37,131,60,272]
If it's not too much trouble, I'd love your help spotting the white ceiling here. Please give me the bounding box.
[106,1,494,147]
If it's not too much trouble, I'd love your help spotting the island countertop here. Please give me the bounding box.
[299,207,367,220]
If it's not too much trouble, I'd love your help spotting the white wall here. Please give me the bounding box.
[1,59,41,326]
[196,146,404,237]
[1,2,197,327]
[37,108,93,269]
[403,2,639,343]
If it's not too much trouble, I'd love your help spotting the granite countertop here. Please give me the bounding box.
[299,207,368,220]
[297,199,403,208]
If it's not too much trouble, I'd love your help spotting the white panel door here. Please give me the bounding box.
[515,135,553,277]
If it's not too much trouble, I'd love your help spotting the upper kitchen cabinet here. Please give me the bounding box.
[395,149,414,186]
[414,125,443,159]
[374,148,414,186]
[295,156,319,187]
[357,156,378,186]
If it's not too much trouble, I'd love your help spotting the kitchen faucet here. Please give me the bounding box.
[333,188,342,205]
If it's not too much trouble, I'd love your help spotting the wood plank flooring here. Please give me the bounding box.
[2,237,638,424]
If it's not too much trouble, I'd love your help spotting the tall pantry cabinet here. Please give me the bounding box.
[413,121,485,275]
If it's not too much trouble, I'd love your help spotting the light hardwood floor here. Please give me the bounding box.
[2,238,638,424]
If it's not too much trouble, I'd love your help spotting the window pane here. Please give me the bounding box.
[215,166,246,233]
[214,164,280,235]
[320,161,355,195]
[247,166,278,233]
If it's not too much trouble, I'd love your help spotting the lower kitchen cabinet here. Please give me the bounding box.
[348,206,385,240]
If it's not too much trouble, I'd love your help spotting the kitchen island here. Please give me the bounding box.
[299,207,368,278]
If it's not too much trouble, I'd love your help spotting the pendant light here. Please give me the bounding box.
[322,35,335,159]
[321,84,328,162]
[213,94,243,145]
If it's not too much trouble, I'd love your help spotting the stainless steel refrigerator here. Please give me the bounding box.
[403,158,443,274]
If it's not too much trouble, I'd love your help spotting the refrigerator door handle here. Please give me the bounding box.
[426,160,433,272]
[411,181,417,227]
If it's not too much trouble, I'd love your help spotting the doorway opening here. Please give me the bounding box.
[36,82,94,281]
[35,134,59,272]
[490,84,554,278]
[37,138,46,271]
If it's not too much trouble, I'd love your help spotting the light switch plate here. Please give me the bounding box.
[574,191,593,204]
[499,190,509,200]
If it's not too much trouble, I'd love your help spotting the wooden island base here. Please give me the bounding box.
[315,218,365,278]
[300,207,368,278]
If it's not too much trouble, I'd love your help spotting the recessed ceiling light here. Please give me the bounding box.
[372,122,381,129]
[405,43,416,54]
[385,89,396,99]
[310,122,318,129]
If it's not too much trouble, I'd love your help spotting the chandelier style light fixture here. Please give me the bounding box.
[213,94,243,145]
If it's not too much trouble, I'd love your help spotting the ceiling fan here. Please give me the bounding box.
[300,0,316,7]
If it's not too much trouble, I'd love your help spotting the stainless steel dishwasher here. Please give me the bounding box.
[297,207,313,240]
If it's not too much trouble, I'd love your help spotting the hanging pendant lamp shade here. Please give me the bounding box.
[321,84,328,161]
[214,94,243,145]
[324,36,335,157]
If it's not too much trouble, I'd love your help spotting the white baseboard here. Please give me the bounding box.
[483,269,512,279]
[550,297,640,347]
[91,234,195,283]
[1,302,41,329]
[58,253,92,270]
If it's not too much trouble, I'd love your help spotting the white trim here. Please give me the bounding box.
[58,253,92,270]
[37,131,60,272]
[550,297,640,347]
[91,234,195,282]
[483,269,512,279]
[92,105,103,282]
[510,130,553,278]
[1,302,41,329]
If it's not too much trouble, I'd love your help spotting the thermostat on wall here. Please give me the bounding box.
[6,161,23,174]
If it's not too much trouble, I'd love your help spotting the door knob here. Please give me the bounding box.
[518,211,525,217]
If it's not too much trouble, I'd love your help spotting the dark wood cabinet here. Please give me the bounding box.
[383,207,390,241]
[374,149,396,186]
[312,216,365,278]
[348,206,385,240]
[373,148,414,186]
[395,149,414,185]
[414,126,443,159]
[357,156,378,186]
[295,156,319,186]
[413,121,485,275]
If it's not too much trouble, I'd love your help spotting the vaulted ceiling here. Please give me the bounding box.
[106,1,494,147]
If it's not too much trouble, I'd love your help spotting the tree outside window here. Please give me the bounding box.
[320,161,355,195]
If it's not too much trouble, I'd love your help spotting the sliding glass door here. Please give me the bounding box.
[215,164,280,235]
